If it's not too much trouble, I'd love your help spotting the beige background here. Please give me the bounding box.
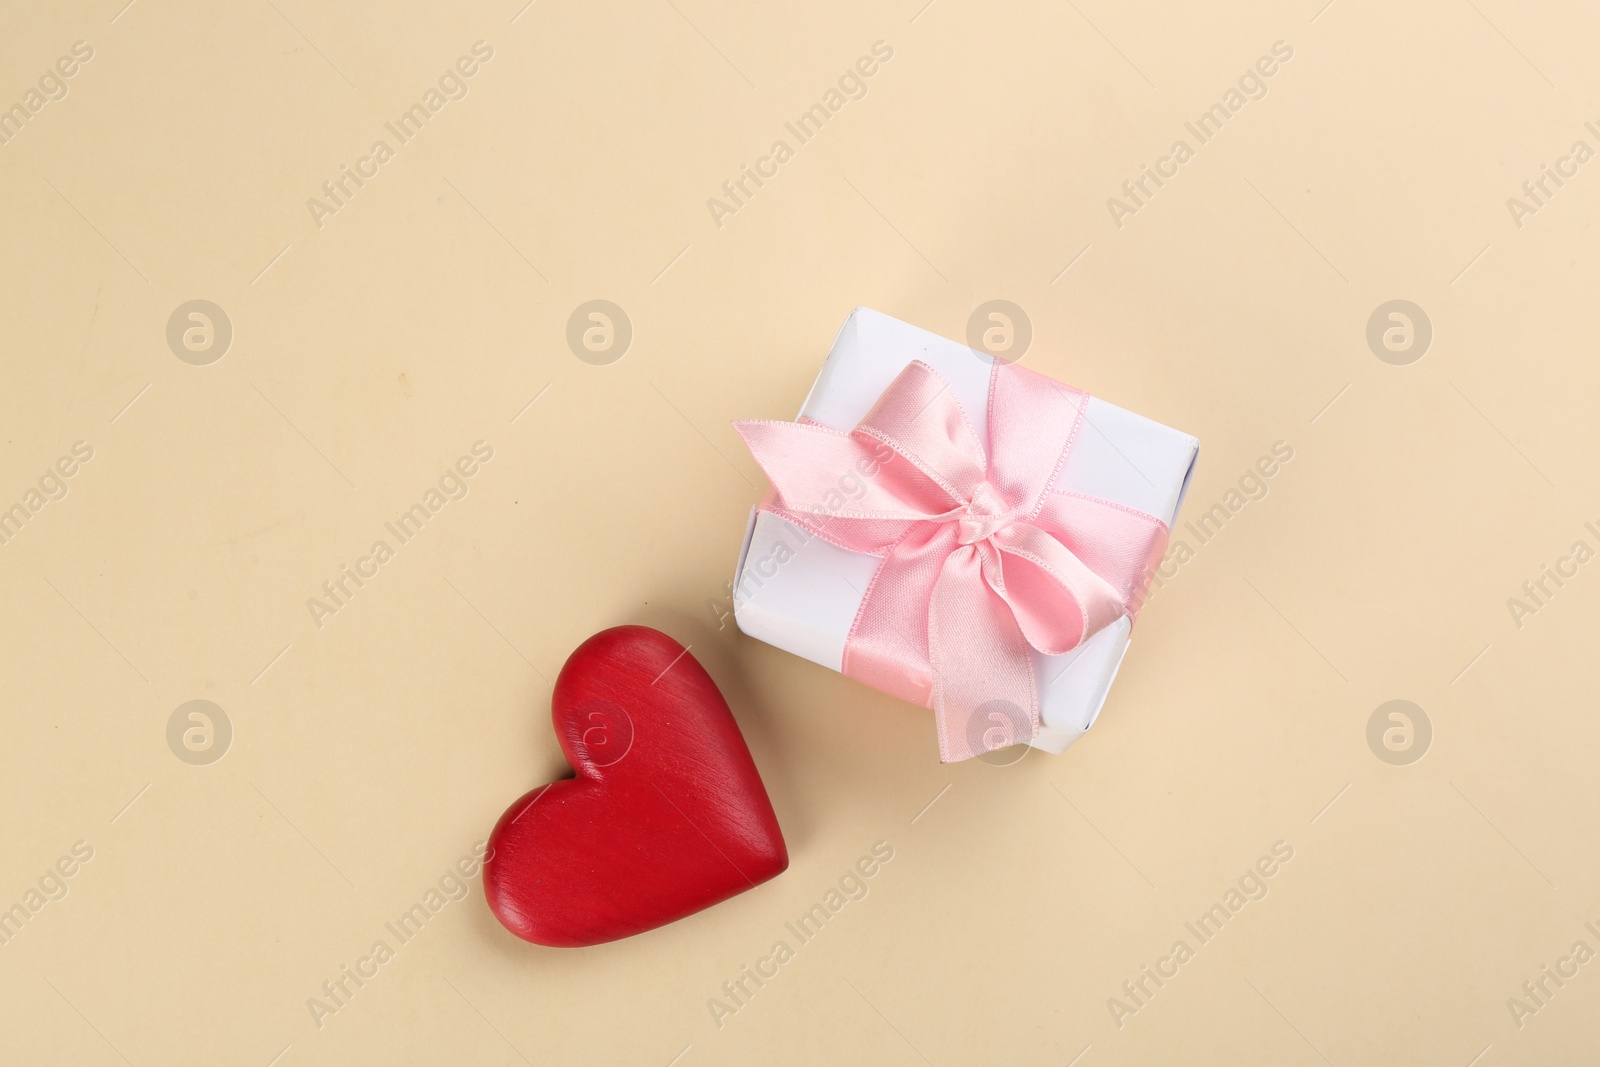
[2,0,1598,1063]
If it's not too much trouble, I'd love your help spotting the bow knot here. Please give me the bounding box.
[735,359,1169,762]
[955,482,1017,546]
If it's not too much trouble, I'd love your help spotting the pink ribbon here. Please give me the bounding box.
[735,359,1169,762]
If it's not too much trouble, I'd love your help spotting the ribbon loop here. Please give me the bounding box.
[736,359,1168,762]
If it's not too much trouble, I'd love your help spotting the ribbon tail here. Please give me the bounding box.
[840,522,955,710]
[926,545,1040,762]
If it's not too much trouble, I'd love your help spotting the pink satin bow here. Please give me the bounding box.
[735,359,1168,762]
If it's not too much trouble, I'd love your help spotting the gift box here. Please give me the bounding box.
[732,308,1198,761]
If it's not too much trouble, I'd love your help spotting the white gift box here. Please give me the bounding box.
[733,308,1198,753]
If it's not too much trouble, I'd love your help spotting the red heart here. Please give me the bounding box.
[484,626,788,947]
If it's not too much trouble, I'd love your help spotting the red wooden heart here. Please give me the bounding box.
[484,626,788,947]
